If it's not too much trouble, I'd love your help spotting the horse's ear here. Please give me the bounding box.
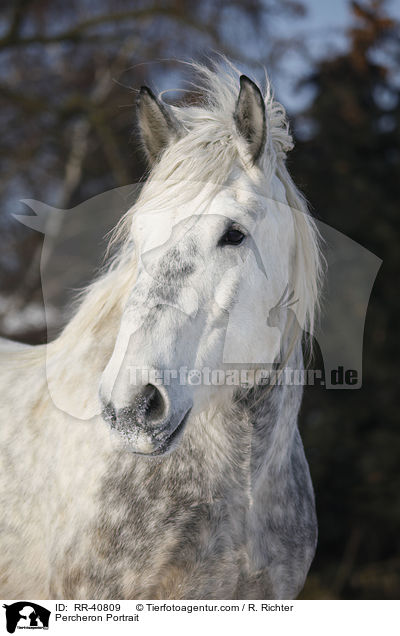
[137,86,181,165]
[234,75,266,164]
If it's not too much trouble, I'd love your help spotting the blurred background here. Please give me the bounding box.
[0,0,399,599]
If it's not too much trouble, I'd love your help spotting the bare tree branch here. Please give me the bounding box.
[0,7,216,49]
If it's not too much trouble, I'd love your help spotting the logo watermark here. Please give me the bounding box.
[11,182,382,419]
[2,603,50,633]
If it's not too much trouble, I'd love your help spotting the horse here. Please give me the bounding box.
[0,61,322,599]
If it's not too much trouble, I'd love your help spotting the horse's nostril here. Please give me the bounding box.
[138,384,167,423]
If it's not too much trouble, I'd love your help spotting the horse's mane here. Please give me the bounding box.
[19,60,322,364]
[109,60,322,343]
[112,60,295,242]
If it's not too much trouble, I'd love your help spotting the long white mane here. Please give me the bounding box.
[19,61,322,365]
[110,61,322,344]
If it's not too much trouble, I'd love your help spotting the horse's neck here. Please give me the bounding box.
[239,342,304,473]
[236,344,317,597]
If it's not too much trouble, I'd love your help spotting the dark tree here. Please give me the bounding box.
[292,0,400,599]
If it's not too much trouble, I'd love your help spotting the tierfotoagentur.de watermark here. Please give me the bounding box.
[129,366,358,388]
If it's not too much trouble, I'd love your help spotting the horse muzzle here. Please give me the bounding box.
[101,384,193,455]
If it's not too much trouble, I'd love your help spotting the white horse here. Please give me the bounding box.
[0,62,322,599]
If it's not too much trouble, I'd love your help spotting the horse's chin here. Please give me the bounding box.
[144,408,192,457]
[107,406,192,457]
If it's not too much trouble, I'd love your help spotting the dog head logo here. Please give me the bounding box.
[2,602,50,633]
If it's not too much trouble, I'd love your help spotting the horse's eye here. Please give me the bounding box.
[220,228,245,246]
